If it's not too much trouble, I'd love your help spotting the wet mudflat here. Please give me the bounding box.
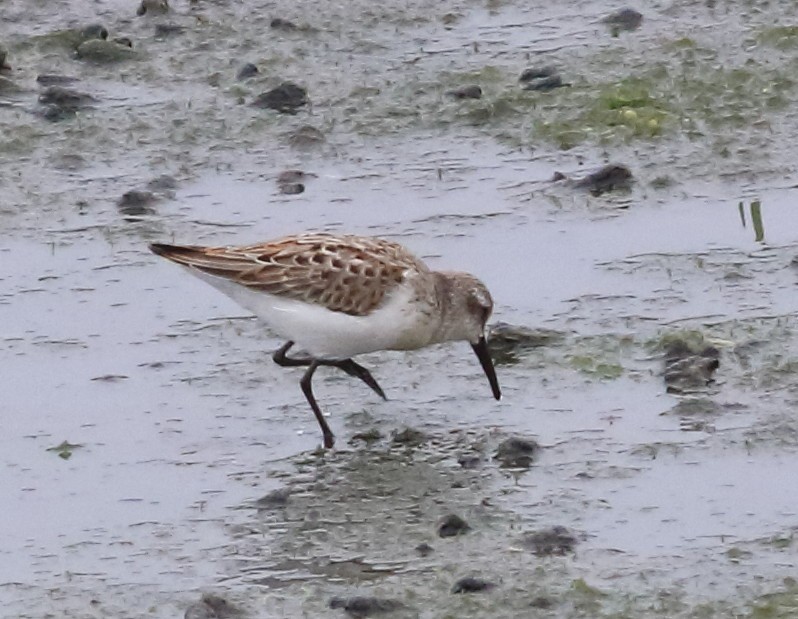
[3,0,798,617]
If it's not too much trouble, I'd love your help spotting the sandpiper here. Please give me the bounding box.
[149,233,501,448]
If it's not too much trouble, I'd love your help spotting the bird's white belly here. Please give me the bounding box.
[190,269,434,359]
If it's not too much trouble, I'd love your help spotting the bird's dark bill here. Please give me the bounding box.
[472,336,501,400]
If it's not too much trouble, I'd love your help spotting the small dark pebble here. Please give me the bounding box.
[602,8,643,31]
[254,487,290,508]
[184,594,238,619]
[118,189,158,216]
[329,596,404,617]
[438,514,470,538]
[37,105,75,122]
[80,24,108,41]
[237,62,259,80]
[270,17,298,30]
[457,452,482,469]
[552,171,567,182]
[138,0,169,16]
[278,182,304,195]
[36,85,95,121]
[251,82,308,114]
[38,86,95,107]
[573,164,633,196]
[519,65,558,82]
[36,74,79,86]
[415,542,434,557]
[495,436,540,468]
[451,576,496,594]
[522,525,578,556]
[447,84,482,99]
[155,23,186,37]
[530,596,555,609]
[522,73,566,91]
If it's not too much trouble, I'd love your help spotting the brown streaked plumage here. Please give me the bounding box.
[150,232,501,448]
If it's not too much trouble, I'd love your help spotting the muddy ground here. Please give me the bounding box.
[2,0,798,617]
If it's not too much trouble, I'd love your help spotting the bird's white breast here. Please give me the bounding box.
[188,268,436,359]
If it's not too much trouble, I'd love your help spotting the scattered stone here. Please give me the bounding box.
[519,65,558,82]
[663,340,720,394]
[519,65,569,91]
[447,84,482,99]
[251,82,308,114]
[522,525,578,556]
[438,514,470,538]
[415,542,434,556]
[184,594,240,619]
[155,23,186,37]
[329,596,405,617]
[451,576,496,593]
[278,182,304,195]
[38,86,96,107]
[522,73,566,91]
[138,0,169,16]
[37,105,73,121]
[572,164,633,196]
[602,8,643,32]
[36,74,79,86]
[285,124,325,148]
[488,322,564,364]
[253,487,291,508]
[457,452,482,469]
[76,39,137,63]
[270,17,299,31]
[391,427,426,446]
[237,62,259,80]
[495,436,540,468]
[530,596,554,609]
[118,189,158,216]
[36,86,95,121]
[80,24,108,41]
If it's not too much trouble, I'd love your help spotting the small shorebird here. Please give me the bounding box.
[150,233,501,448]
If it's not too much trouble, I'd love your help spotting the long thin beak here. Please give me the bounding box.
[471,336,501,400]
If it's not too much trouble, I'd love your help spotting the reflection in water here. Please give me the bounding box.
[738,199,765,242]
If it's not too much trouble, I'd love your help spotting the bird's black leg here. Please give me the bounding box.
[300,361,335,449]
[272,341,310,367]
[333,359,387,400]
[273,341,387,399]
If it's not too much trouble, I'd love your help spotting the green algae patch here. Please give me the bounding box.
[47,440,83,460]
[569,354,624,379]
[533,77,670,149]
[756,25,798,49]
[748,582,798,618]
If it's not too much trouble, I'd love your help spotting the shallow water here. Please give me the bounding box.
[3,0,798,617]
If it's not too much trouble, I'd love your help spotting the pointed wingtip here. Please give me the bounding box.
[149,243,171,257]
